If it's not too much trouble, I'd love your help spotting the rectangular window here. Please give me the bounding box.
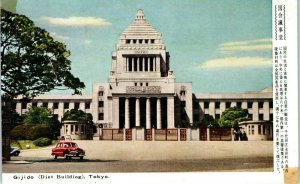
[236,102,242,108]
[133,39,137,44]
[140,83,143,86]
[43,102,48,108]
[215,102,220,109]
[270,113,273,121]
[139,39,143,44]
[32,102,37,107]
[258,125,261,134]
[204,101,209,109]
[74,102,80,109]
[85,102,91,109]
[258,101,264,108]
[126,39,130,44]
[21,102,27,109]
[98,91,104,96]
[99,113,104,120]
[146,83,149,86]
[259,114,264,120]
[98,101,104,108]
[269,101,273,108]
[215,114,220,120]
[248,114,253,120]
[64,102,69,109]
[151,39,155,44]
[145,39,149,44]
[180,91,186,96]
[226,102,231,108]
[53,114,59,120]
[247,102,253,108]
[53,102,59,109]
[134,83,137,86]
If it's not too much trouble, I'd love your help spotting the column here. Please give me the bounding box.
[137,57,140,72]
[135,98,140,127]
[125,98,130,129]
[167,96,175,128]
[156,56,160,73]
[131,58,134,72]
[142,57,145,72]
[148,58,150,72]
[126,57,129,72]
[146,98,151,129]
[154,57,156,71]
[112,97,119,128]
[157,98,161,129]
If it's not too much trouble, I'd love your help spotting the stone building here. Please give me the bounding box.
[13,10,273,141]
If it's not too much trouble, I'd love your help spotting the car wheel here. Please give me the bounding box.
[80,156,83,160]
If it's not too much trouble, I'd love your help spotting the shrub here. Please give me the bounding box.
[27,124,52,140]
[11,124,34,140]
[33,137,52,147]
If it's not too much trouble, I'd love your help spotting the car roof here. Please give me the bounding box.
[58,141,76,144]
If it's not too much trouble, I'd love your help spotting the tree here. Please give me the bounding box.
[198,114,219,128]
[1,9,85,159]
[218,107,249,129]
[62,109,93,122]
[1,9,85,99]
[23,107,60,139]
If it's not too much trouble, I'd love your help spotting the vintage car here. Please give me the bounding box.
[10,147,20,156]
[51,141,85,159]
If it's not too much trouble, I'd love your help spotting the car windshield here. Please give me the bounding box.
[71,143,78,147]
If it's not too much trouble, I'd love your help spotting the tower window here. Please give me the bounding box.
[99,113,104,120]
[98,91,104,96]
[98,101,104,108]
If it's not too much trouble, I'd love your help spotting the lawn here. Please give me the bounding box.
[11,140,58,150]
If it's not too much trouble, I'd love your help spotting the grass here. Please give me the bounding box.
[11,140,58,150]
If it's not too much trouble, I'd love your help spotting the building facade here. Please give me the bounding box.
[13,10,273,140]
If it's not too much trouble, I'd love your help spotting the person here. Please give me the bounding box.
[242,131,248,141]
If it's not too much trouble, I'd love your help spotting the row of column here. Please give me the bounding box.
[64,124,86,135]
[124,97,173,129]
[125,56,160,72]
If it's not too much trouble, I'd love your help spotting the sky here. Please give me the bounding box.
[15,0,272,94]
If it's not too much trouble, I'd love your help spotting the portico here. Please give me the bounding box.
[111,95,174,129]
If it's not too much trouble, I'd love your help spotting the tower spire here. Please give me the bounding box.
[135,9,145,20]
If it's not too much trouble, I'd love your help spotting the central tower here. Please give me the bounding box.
[93,10,192,131]
[109,9,174,86]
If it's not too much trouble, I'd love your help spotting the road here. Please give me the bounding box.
[3,140,273,172]
[3,156,273,173]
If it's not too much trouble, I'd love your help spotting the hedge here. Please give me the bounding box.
[11,124,34,140]
[11,124,52,140]
[33,137,52,146]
